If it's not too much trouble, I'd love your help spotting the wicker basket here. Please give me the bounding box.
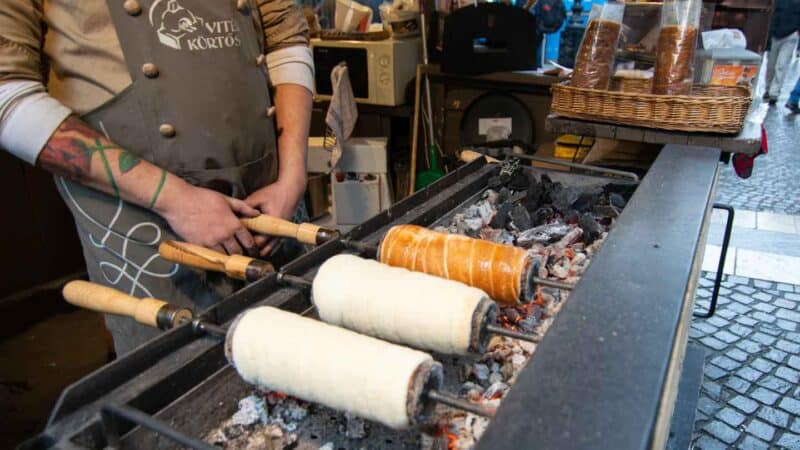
[551,83,752,134]
[611,76,653,94]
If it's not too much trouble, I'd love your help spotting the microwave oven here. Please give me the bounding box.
[310,37,420,106]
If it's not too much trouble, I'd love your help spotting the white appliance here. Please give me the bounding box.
[307,137,393,226]
[310,37,420,106]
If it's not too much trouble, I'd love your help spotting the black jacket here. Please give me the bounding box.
[771,0,800,39]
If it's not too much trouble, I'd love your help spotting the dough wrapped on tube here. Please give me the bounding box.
[379,225,532,304]
[225,306,443,429]
[313,254,496,355]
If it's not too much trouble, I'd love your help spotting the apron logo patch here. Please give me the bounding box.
[149,0,242,51]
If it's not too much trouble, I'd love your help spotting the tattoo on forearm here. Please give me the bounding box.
[37,116,142,198]
[148,169,167,209]
[38,117,95,180]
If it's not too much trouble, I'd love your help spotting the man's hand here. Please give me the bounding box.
[245,176,306,256]
[159,183,260,255]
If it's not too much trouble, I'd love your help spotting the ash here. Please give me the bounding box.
[432,168,630,449]
[208,167,630,450]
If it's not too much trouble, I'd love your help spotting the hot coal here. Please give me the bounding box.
[508,205,532,231]
[517,223,572,247]
[609,192,627,209]
[489,203,512,229]
[579,213,602,244]
[209,166,628,450]
[531,206,554,226]
[507,171,532,191]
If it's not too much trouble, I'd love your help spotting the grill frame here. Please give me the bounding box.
[24,144,721,450]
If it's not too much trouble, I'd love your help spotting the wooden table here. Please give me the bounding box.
[545,101,767,156]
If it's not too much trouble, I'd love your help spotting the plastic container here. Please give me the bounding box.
[652,0,702,95]
[335,0,373,32]
[570,2,625,90]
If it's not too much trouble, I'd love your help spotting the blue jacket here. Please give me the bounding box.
[771,0,800,39]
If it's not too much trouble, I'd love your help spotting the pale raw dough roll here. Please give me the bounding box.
[313,254,493,355]
[226,306,442,429]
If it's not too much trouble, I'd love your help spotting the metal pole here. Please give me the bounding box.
[534,277,575,291]
[277,273,314,290]
[427,390,496,418]
[341,239,379,258]
[196,321,227,339]
[102,403,218,450]
[485,324,541,343]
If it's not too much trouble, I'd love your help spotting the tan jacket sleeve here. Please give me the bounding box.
[0,0,44,82]
[255,0,309,53]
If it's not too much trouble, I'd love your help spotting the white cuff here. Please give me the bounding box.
[266,46,315,94]
[0,80,72,165]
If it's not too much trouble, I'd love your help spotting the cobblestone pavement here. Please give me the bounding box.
[691,273,800,449]
[715,61,800,215]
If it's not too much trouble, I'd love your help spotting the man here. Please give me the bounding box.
[787,75,800,113]
[763,0,800,104]
[0,0,313,355]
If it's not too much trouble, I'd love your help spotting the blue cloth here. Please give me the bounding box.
[790,76,800,106]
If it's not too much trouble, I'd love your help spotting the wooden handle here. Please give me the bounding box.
[158,240,254,281]
[63,280,166,328]
[460,150,500,164]
[241,215,320,245]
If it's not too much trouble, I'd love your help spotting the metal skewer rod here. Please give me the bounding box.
[427,390,496,418]
[194,320,227,338]
[533,277,575,291]
[341,238,379,258]
[277,273,313,290]
[485,324,541,343]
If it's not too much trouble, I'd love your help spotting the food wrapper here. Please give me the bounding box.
[652,0,702,95]
[570,3,625,90]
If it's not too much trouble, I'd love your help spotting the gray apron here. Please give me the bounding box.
[57,0,280,355]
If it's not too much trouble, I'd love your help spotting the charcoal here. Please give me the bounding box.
[501,361,515,380]
[594,204,620,218]
[563,210,579,224]
[508,171,531,191]
[605,183,636,200]
[553,227,583,249]
[524,179,543,209]
[231,395,269,426]
[579,213,601,244]
[498,187,511,203]
[508,204,532,231]
[344,412,367,439]
[487,175,504,189]
[460,381,485,396]
[464,218,484,236]
[549,261,570,279]
[482,189,499,205]
[572,190,600,213]
[488,173,513,189]
[531,206,554,226]
[489,203,512,229]
[480,228,514,245]
[517,223,572,247]
[552,186,581,213]
[609,192,627,209]
[483,382,510,400]
[488,372,504,385]
[471,363,490,383]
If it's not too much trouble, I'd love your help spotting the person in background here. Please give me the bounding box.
[786,76,800,113]
[763,0,800,104]
[0,0,314,355]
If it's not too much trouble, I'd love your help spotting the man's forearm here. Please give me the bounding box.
[37,115,189,214]
[273,84,312,187]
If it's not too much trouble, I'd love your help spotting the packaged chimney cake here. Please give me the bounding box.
[570,3,625,90]
[652,0,702,95]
